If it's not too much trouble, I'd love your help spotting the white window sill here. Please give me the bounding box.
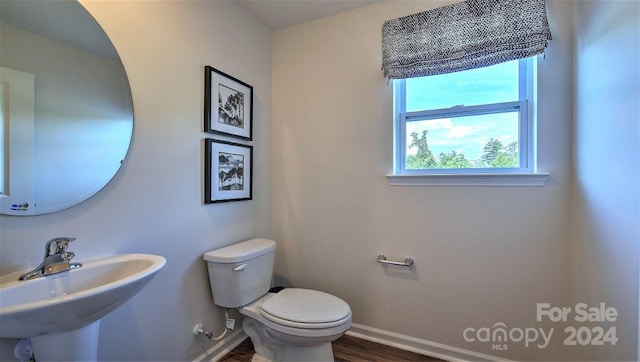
[386,173,550,187]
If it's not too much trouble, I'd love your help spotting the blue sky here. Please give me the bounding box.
[404,60,520,161]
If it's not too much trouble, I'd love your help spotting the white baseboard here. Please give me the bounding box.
[191,323,512,362]
[347,323,514,362]
[193,328,248,362]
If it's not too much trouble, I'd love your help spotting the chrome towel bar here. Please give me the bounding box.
[377,254,414,267]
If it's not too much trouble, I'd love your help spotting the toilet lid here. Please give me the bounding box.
[260,288,351,327]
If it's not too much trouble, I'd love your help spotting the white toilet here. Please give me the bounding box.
[204,238,352,361]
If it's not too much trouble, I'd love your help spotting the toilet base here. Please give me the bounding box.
[251,352,272,362]
[250,344,333,362]
[243,317,336,361]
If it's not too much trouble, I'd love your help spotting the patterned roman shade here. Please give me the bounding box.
[381,0,552,80]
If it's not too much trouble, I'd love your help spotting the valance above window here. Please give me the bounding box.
[381,0,552,80]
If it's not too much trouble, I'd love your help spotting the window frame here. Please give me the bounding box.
[389,58,548,186]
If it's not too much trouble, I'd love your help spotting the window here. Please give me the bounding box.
[382,0,552,187]
[390,57,548,185]
[390,57,547,186]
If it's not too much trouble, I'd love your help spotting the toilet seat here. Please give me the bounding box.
[259,288,351,329]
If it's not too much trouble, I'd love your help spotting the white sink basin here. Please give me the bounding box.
[0,253,166,338]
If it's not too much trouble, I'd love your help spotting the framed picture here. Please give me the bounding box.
[205,139,252,203]
[204,66,253,140]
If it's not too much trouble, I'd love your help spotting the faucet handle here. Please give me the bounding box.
[44,237,77,256]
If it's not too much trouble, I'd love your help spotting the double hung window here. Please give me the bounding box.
[393,58,534,175]
[382,0,551,185]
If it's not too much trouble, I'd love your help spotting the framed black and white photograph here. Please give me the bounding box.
[204,139,252,203]
[204,66,253,140]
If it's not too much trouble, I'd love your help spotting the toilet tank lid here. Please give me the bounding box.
[204,238,276,263]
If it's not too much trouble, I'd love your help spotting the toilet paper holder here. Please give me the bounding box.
[376,254,414,267]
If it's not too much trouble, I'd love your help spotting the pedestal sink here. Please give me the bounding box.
[0,253,166,361]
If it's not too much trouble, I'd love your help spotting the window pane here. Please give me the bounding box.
[405,111,519,169]
[406,60,520,112]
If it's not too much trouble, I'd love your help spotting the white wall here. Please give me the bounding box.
[0,1,271,360]
[272,1,573,360]
[571,1,640,360]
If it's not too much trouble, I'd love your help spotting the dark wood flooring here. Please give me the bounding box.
[220,334,445,361]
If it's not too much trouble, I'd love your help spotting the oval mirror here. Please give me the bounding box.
[0,0,133,216]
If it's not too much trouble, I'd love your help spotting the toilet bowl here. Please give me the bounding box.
[241,289,351,361]
[204,238,352,361]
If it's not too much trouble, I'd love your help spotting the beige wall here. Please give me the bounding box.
[1,1,637,361]
[272,1,573,360]
[0,1,271,360]
[571,1,640,360]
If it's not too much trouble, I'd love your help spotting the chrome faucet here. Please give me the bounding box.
[18,237,83,281]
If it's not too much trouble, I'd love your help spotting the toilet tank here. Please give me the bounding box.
[204,238,276,308]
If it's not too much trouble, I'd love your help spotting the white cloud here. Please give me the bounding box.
[426,118,453,129]
[406,118,453,135]
[447,125,476,139]
[498,134,517,143]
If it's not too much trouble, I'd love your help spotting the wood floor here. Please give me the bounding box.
[219,334,445,361]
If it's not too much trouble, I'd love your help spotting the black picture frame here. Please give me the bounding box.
[204,139,253,203]
[204,66,253,140]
